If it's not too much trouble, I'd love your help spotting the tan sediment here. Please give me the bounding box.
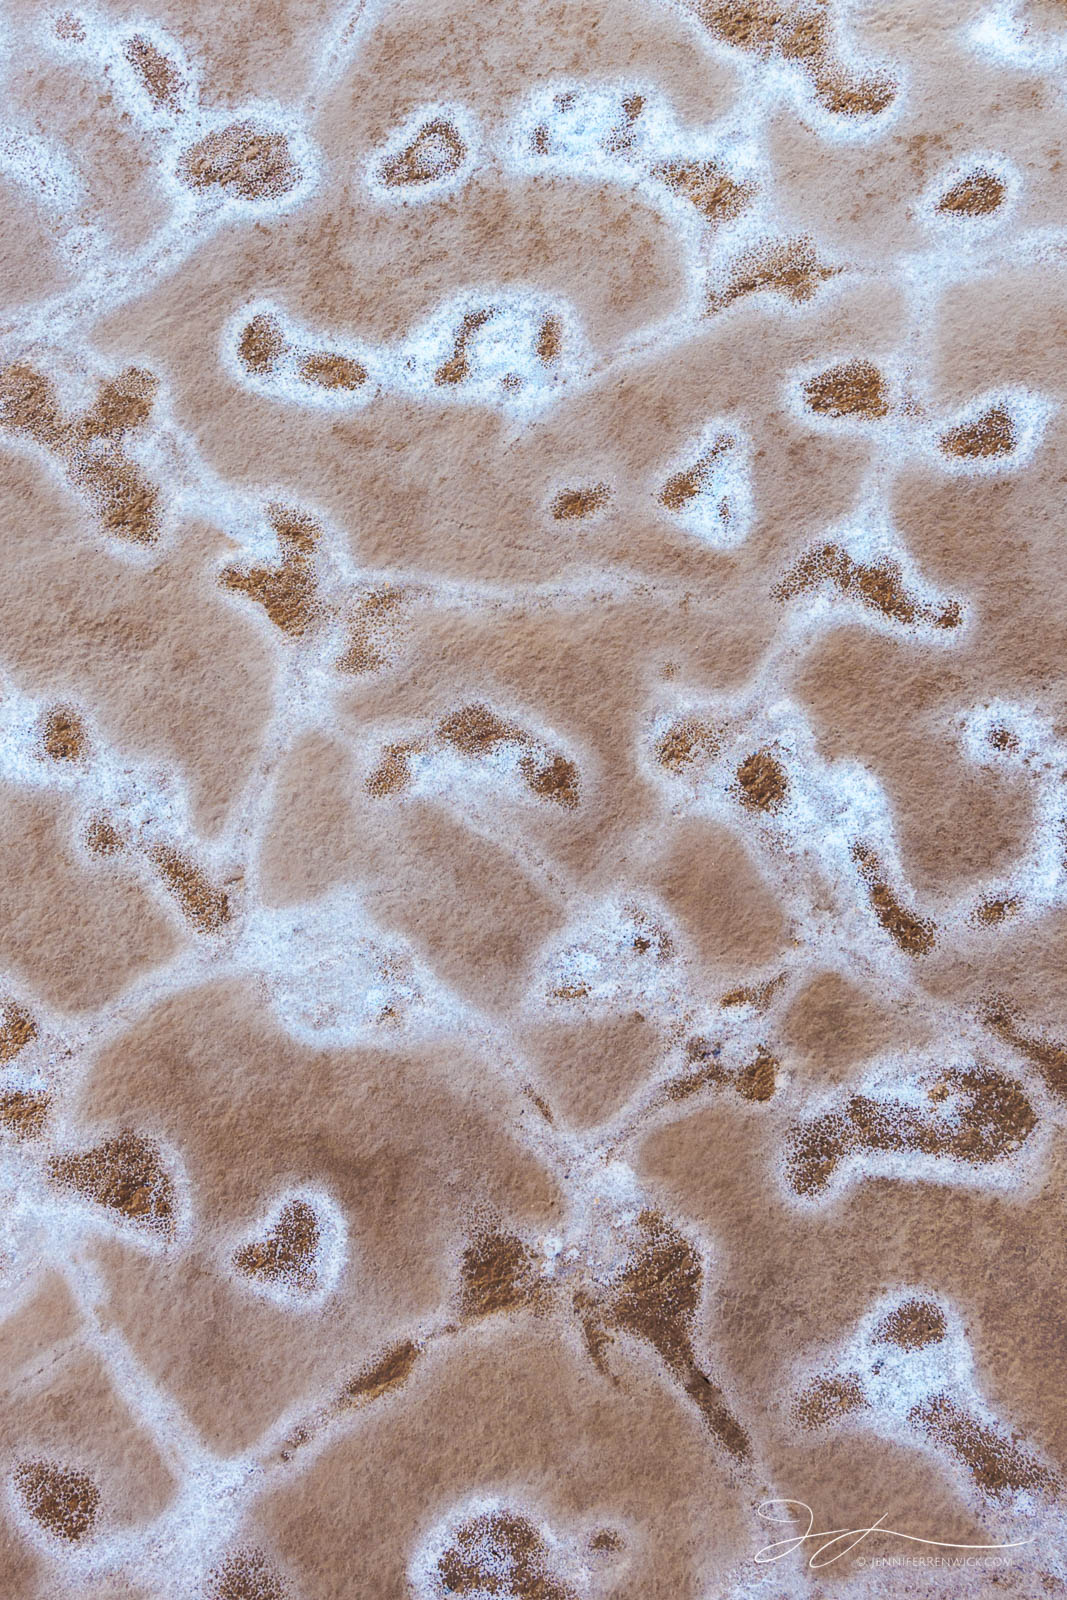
[86,816,124,856]
[654,717,720,773]
[973,895,1020,926]
[537,315,563,364]
[434,309,495,386]
[981,999,1067,1100]
[13,1461,99,1542]
[720,973,784,1009]
[220,506,322,639]
[650,159,754,224]
[339,1339,420,1409]
[659,436,730,512]
[365,740,421,796]
[48,1130,175,1232]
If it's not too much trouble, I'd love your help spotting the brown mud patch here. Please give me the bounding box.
[659,435,730,512]
[234,1199,320,1292]
[0,1089,50,1140]
[460,1228,542,1319]
[937,170,1006,217]
[434,1508,577,1600]
[13,1461,99,1542]
[794,1370,868,1428]
[0,362,161,544]
[220,505,322,640]
[208,1549,289,1600]
[0,1000,36,1063]
[694,2,895,118]
[735,749,788,813]
[852,844,936,956]
[665,1037,779,1104]
[123,35,184,111]
[876,1297,947,1350]
[48,1130,175,1233]
[381,117,466,188]
[774,543,961,628]
[650,158,753,224]
[802,359,889,419]
[551,484,611,521]
[973,895,1020,927]
[238,313,287,375]
[41,704,86,762]
[910,1393,1058,1497]
[787,1065,1036,1196]
[337,585,403,674]
[179,121,300,201]
[981,999,1067,1100]
[149,846,231,933]
[720,973,784,1010]
[939,404,1016,460]
[707,236,840,314]
[86,816,124,856]
[298,352,367,391]
[435,309,495,387]
[367,704,579,807]
[654,717,720,773]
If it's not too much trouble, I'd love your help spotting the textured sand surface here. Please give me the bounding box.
[1,1,1067,1596]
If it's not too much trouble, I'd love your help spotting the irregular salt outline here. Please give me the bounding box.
[789,1288,1064,1530]
[226,1184,349,1311]
[363,100,483,206]
[651,416,756,549]
[409,1490,590,1599]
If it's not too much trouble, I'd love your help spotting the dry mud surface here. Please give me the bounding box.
[1,0,1067,1596]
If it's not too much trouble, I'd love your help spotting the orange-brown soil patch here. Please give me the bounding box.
[720,973,784,1009]
[0,1000,36,1063]
[298,352,367,391]
[876,1297,947,1349]
[220,505,321,640]
[787,1065,1036,1195]
[650,158,753,224]
[910,1392,1058,1497]
[520,752,580,808]
[48,1130,175,1232]
[659,436,729,512]
[149,846,231,932]
[336,585,403,674]
[654,717,720,773]
[234,1199,320,1292]
[365,740,421,796]
[803,359,889,419]
[340,1339,420,1409]
[460,1227,542,1318]
[708,237,841,313]
[435,1508,577,1600]
[665,1036,778,1104]
[0,362,160,543]
[208,1549,289,1600]
[86,816,124,856]
[852,844,936,955]
[551,484,611,521]
[41,704,86,762]
[537,315,563,365]
[381,117,466,187]
[0,1089,50,1140]
[587,1211,750,1456]
[238,314,287,375]
[937,170,1006,217]
[178,121,300,201]
[695,2,895,117]
[939,404,1016,459]
[973,894,1020,926]
[123,35,184,111]
[434,309,495,386]
[735,749,788,812]
[981,999,1067,1100]
[13,1461,99,1542]
[775,543,961,628]
[794,1369,868,1428]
